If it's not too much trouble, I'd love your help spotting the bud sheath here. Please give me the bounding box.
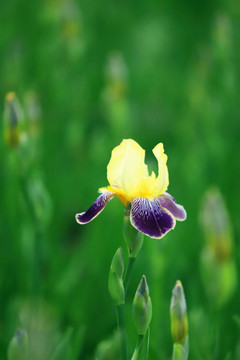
[108,248,125,305]
[132,275,152,336]
[170,281,188,344]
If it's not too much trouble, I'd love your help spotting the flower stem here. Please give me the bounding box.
[124,257,136,293]
[20,176,41,295]
[116,304,128,360]
[131,335,144,360]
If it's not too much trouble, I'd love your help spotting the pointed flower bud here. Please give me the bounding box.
[123,204,144,258]
[3,92,25,148]
[132,275,152,335]
[8,329,29,360]
[172,341,189,360]
[108,248,125,305]
[170,281,188,344]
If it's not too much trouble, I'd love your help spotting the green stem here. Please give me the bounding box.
[124,257,136,293]
[137,335,144,347]
[116,304,128,360]
[20,176,41,295]
[131,335,144,360]
[33,227,41,295]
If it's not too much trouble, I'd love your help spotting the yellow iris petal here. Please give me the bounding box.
[153,143,169,195]
[99,186,128,206]
[104,139,169,203]
[107,139,148,201]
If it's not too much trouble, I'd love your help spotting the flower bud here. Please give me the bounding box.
[200,187,233,261]
[170,281,188,344]
[199,188,237,307]
[132,275,152,335]
[3,92,25,148]
[108,248,125,305]
[8,329,29,360]
[123,204,144,258]
[172,341,189,360]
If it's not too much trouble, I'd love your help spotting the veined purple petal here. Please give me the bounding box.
[130,197,176,239]
[158,192,187,221]
[76,191,116,224]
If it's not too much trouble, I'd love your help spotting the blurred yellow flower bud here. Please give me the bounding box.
[200,187,232,261]
[170,281,188,345]
[200,188,237,307]
[3,92,25,148]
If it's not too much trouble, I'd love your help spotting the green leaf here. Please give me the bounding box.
[50,327,73,360]
[8,329,29,360]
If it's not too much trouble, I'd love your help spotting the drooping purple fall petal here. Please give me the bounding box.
[158,192,187,221]
[76,191,116,224]
[130,197,176,239]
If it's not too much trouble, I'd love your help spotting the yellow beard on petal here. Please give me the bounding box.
[107,186,129,206]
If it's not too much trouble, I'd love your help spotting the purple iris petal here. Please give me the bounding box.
[130,197,176,239]
[76,191,116,224]
[158,192,187,221]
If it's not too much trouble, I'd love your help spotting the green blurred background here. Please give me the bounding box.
[0,0,240,359]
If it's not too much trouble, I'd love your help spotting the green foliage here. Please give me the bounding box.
[95,331,122,360]
[0,0,240,359]
[8,329,29,360]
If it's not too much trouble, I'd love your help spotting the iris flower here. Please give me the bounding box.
[76,139,186,239]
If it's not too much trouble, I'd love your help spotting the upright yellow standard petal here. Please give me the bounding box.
[152,143,169,195]
[106,139,169,203]
[107,139,148,201]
